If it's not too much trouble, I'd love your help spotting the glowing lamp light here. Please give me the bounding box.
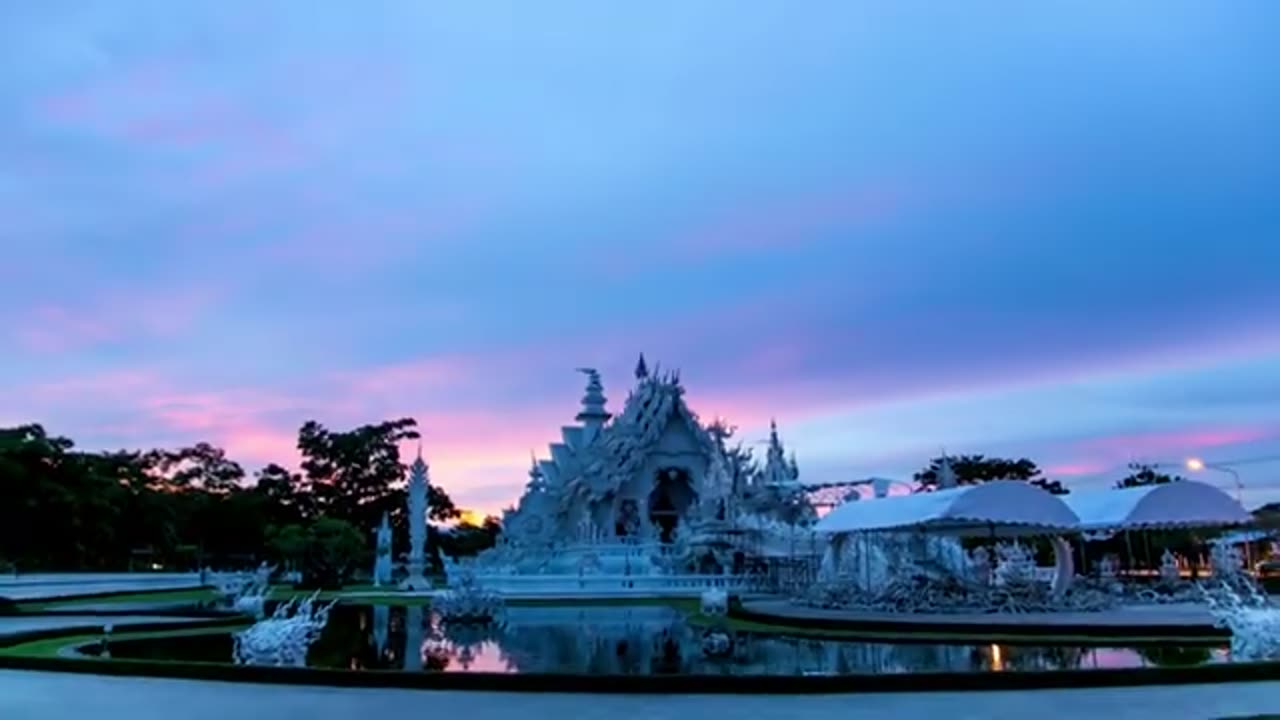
[1186,458,1206,472]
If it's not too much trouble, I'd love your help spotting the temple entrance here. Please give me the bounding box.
[648,467,695,543]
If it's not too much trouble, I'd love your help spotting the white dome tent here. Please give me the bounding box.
[1063,480,1251,532]
[815,481,1081,537]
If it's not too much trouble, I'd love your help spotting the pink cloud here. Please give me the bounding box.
[11,288,216,354]
[1073,426,1275,462]
[329,358,472,398]
[1042,462,1112,477]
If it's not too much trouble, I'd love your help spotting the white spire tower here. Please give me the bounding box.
[401,444,431,591]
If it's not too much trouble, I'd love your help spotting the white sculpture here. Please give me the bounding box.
[253,562,275,586]
[212,572,251,600]
[232,582,269,619]
[402,448,431,591]
[1098,554,1119,581]
[994,542,1036,588]
[232,593,336,667]
[433,565,505,624]
[970,547,992,586]
[1212,541,1244,581]
[700,629,733,657]
[1203,581,1280,661]
[700,588,729,617]
[1160,549,1180,583]
[373,512,393,587]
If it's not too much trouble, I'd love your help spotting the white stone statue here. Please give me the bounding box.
[1160,548,1180,583]
[253,562,275,586]
[373,512,393,586]
[1203,582,1280,661]
[433,566,505,624]
[700,588,729,617]
[232,593,335,667]
[1212,541,1244,581]
[232,582,269,619]
[970,546,992,586]
[994,542,1036,587]
[1098,554,1119,581]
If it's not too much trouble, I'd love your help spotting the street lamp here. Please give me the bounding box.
[1184,457,1244,505]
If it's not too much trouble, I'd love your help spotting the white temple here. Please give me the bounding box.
[452,356,821,594]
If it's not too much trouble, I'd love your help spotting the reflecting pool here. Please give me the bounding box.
[93,604,1230,675]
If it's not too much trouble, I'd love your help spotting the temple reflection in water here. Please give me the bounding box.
[320,604,1207,675]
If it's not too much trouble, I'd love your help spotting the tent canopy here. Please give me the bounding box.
[814,481,1080,537]
[1059,479,1249,530]
[1063,480,1251,531]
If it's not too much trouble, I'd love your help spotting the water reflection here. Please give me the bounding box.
[94,603,1229,675]
[307,604,1227,675]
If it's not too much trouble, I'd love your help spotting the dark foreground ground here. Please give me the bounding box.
[2,668,1279,720]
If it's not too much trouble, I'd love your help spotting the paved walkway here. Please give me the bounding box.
[0,615,207,638]
[0,669,1277,720]
[0,573,203,600]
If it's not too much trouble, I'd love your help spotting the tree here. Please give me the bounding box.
[266,524,308,573]
[1115,463,1183,489]
[0,417,474,575]
[148,442,245,492]
[437,515,502,559]
[300,518,366,589]
[253,463,309,527]
[914,454,1070,495]
[297,418,420,531]
[428,485,461,522]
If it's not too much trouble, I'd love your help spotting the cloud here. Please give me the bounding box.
[8,287,217,354]
[2,2,1279,513]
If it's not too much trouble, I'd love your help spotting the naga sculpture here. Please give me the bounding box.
[232,593,336,667]
[433,565,506,625]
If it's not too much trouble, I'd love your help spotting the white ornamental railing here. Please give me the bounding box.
[468,573,758,597]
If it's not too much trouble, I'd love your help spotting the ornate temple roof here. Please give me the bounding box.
[556,367,717,512]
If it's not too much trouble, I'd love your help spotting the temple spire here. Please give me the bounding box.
[574,367,611,442]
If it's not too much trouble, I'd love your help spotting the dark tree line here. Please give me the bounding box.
[0,418,500,581]
[913,455,1069,495]
[913,456,1188,494]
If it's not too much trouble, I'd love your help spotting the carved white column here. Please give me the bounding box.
[402,449,432,591]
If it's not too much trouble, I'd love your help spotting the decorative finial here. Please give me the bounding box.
[635,353,649,379]
[575,367,611,426]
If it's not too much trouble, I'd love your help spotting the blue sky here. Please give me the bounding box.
[2,2,1278,512]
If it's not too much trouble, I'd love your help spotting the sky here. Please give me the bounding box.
[2,2,1279,514]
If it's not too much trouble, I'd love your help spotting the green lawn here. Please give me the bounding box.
[20,588,219,612]
[0,623,251,659]
[25,587,711,611]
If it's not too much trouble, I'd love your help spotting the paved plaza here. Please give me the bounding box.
[0,573,203,601]
[0,668,1277,720]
